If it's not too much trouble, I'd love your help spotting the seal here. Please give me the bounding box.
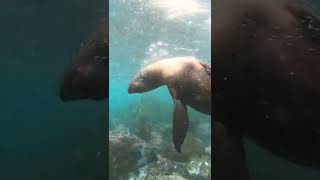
[128,57,211,152]
[59,22,108,101]
[213,0,320,179]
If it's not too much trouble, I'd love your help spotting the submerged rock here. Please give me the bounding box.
[133,122,153,142]
[133,156,212,180]
[109,120,210,179]
[109,130,158,179]
[187,156,211,180]
[181,133,206,157]
[155,173,188,180]
[162,132,206,162]
[134,158,190,180]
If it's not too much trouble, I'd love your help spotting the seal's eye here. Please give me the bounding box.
[139,72,147,81]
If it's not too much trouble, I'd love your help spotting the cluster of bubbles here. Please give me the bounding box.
[110,0,211,69]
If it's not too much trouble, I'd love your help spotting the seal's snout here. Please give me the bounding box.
[128,81,142,94]
[128,82,135,94]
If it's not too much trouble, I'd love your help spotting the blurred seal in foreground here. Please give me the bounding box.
[213,0,320,179]
[60,22,108,101]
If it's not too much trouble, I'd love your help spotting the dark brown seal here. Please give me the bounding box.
[60,22,108,101]
[213,0,320,179]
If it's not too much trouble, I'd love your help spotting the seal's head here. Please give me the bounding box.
[60,59,108,101]
[128,67,163,94]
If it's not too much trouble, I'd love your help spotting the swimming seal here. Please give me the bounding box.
[60,22,108,101]
[128,57,211,152]
[214,0,320,179]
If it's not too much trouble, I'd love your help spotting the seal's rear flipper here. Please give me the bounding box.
[172,99,189,152]
[213,121,249,180]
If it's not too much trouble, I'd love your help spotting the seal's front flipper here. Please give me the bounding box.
[213,121,249,180]
[173,99,189,152]
[199,62,211,76]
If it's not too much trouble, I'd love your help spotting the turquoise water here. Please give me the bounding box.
[109,0,211,130]
[109,0,211,125]
[109,0,211,179]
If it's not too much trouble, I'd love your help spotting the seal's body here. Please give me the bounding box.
[128,57,211,152]
[60,22,108,101]
[213,0,320,179]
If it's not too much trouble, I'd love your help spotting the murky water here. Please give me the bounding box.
[0,1,107,179]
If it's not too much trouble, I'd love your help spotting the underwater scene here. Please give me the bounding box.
[109,0,211,179]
